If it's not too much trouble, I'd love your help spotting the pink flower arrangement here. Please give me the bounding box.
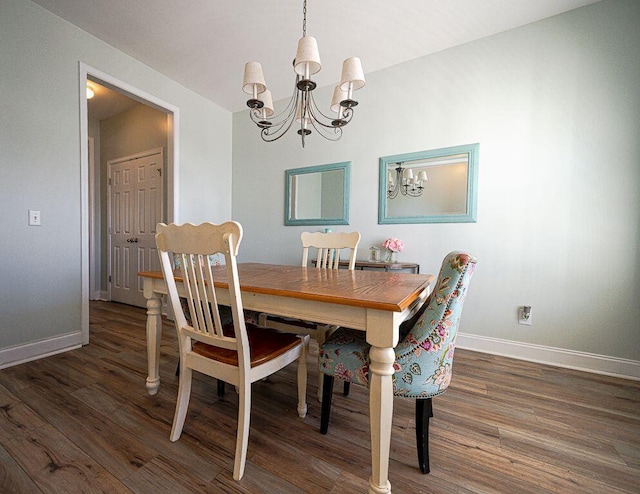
[382,237,404,253]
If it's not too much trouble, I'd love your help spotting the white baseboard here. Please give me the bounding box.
[0,332,83,369]
[2,328,637,381]
[457,333,640,381]
[90,290,108,301]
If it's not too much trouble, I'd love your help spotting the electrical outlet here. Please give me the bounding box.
[28,209,41,226]
[518,306,532,325]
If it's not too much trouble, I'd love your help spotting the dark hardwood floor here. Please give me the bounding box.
[1,301,639,493]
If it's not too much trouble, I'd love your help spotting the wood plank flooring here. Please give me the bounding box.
[1,301,639,493]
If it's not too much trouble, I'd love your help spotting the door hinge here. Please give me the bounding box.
[108,275,111,283]
[108,178,112,185]
[157,168,162,176]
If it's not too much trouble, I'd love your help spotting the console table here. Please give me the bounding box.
[312,259,420,274]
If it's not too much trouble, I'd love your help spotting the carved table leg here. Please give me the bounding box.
[368,345,395,494]
[145,292,163,395]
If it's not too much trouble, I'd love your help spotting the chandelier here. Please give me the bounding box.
[387,163,428,199]
[241,0,365,147]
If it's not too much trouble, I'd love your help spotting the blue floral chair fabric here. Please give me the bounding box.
[318,251,477,473]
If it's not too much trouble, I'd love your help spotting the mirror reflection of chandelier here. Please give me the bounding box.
[241,0,365,147]
[387,163,428,199]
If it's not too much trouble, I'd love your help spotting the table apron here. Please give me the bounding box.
[144,277,428,349]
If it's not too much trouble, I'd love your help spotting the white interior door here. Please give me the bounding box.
[108,149,163,307]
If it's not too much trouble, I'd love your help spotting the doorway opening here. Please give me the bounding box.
[80,63,180,345]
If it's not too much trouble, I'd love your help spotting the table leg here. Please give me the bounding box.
[368,345,395,494]
[145,292,163,395]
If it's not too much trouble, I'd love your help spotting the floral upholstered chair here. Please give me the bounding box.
[318,251,477,473]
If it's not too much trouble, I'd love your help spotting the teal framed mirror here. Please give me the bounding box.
[285,161,351,226]
[378,143,479,224]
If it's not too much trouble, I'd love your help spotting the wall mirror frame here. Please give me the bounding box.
[285,161,351,226]
[378,143,479,224]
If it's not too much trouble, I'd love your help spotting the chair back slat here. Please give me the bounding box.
[178,253,224,338]
[301,231,361,270]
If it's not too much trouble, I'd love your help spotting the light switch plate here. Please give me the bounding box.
[28,209,41,226]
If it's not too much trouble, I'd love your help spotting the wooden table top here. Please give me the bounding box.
[139,262,434,313]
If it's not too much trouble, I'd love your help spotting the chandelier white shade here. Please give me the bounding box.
[259,89,274,118]
[340,57,365,91]
[330,86,348,114]
[295,36,321,76]
[242,0,365,147]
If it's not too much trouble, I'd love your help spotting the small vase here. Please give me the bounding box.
[385,250,398,263]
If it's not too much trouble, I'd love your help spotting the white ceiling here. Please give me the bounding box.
[32,0,601,113]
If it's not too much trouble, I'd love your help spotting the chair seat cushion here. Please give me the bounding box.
[193,323,302,367]
[318,328,370,386]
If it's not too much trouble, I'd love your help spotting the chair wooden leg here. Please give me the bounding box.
[233,379,251,481]
[297,336,309,418]
[217,379,225,397]
[416,398,433,474]
[170,366,192,442]
[343,381,350,396]
[320,374,334,434]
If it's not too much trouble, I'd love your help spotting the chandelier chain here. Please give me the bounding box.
[302,0,307,37]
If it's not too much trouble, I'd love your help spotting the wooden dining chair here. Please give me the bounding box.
[300,231,361,269]
[317,251,477,473]
[156,221,309,481]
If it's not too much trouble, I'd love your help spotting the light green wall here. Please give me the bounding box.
[232,0,640,362]
[0,0,232,358]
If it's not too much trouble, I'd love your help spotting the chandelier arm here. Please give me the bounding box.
[387,166,401,199]
[249,101,296,130]
[406,188,424,197]
[387,184,399,199]
[302,101,341,140]
[250,78,299,128]
[261,104,299,142]
[307,91,354,128]
[307,119,343,141]
[248,80,303,144]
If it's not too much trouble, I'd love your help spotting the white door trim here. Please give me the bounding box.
[79,62,180,345]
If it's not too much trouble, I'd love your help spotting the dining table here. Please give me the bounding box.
[138,262,434,494]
